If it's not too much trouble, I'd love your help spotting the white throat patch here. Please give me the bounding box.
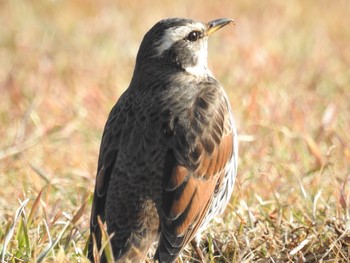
[155,22,211,77]
[185,64,212,77]
[184,40,212,77]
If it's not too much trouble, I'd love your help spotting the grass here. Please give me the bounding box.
[1,0,350,262]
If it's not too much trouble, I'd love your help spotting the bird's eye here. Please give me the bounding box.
[187,31,201,41]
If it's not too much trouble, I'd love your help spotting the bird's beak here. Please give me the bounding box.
[206,18,234,36]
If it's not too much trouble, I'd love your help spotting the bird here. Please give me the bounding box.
[88,17,238,263]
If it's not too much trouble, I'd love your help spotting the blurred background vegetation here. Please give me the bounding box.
[0,0,349,262]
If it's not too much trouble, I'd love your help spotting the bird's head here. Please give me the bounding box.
[135,18,233,77]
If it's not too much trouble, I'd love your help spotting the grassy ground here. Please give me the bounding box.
[1,0,350,262]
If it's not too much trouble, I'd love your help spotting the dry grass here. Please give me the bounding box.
[1,0,350,262]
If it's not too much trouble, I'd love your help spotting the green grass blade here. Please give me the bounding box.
[37,221,70,263]
[1,199,29,262]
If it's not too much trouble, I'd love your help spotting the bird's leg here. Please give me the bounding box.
[191,239,205,263]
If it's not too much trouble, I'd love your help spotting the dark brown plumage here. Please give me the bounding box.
[88,18,238,263]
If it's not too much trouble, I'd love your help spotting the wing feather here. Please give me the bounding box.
[156,81,236,262]
[87,96,127,261]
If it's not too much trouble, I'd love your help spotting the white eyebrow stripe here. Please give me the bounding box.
[155,26,189,55]
[155,23,206,56]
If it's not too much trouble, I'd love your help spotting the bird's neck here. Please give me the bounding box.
[184,64,212,77]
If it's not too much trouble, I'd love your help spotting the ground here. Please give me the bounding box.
[1,0,350,262]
